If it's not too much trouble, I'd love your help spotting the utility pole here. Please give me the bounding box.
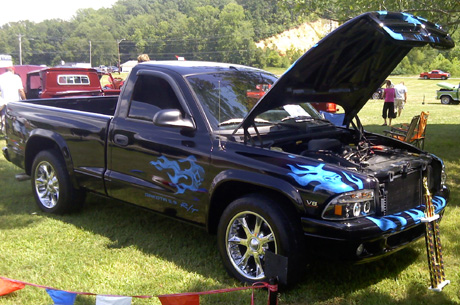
[89,40,92,67]
[117,39,125,71]
[18,34,23,65]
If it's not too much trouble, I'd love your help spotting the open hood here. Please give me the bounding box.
[437,82,458,90]
[240,11,454,130]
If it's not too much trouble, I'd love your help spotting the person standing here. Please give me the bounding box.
[394,81,407,117]
[0,66,25,133]
[382,80,396,126]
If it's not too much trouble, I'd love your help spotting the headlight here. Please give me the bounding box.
[322,189,375,220]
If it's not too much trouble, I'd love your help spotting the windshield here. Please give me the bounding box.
[186,70,322,130]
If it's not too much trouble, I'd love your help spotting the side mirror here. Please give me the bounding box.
[153,109,195,130]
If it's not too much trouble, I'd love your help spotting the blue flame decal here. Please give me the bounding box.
[433,196,447,213]
[287,163,363,193]
[150,155,206,194]
[366,209,425,232]
[367,196,447,233]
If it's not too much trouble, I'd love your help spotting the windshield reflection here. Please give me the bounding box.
[186,70,322,130]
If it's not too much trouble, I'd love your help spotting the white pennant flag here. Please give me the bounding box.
[95,295,132,305]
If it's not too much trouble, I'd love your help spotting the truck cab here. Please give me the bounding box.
[26,67,104,99]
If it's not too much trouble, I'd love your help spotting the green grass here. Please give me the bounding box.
[1,76,460,304]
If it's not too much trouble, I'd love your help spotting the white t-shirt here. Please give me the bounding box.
[0,71,24,106]
[394,84,407,100]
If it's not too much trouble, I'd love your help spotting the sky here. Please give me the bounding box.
[0,0,118,26]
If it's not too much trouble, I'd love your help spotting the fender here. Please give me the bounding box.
[207,168,305,230]
[25,128,79,189]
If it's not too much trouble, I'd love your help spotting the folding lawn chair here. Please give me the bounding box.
[411,111,429,149]
[383,111,429,149]
[383,114,420,144]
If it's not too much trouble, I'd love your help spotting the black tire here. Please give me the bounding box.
[31,150,85,214]
[423,75,428,79]
[441,76,447,80]
[440,96,452,105]
[217,194,304,284]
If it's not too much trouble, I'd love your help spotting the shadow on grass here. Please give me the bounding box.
[10,191,432,304]
[0,143,43,230]
[0,178,430,304]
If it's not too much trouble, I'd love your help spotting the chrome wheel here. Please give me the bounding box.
[225,211,277,281]
[34,160,59,209]
[440,96,452,105]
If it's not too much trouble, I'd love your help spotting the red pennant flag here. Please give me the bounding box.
[0,278,25,296]
[158,294,199,305]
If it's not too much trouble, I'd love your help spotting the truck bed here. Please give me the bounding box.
[4,96,118,190]
[23,96,118,116]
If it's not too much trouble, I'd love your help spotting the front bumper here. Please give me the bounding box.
[301,192,448,261]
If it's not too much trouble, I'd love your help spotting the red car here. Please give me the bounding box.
[420,70,450,80]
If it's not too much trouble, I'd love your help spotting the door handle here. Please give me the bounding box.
[114,134,129,146]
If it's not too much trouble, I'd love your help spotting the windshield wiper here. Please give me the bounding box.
[218,118,244,127]
[219,118,272,127]
[281,115,314,122]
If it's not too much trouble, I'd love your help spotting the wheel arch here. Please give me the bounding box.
[206,169,304,234]
[25,129,78,188]
[439,95,453,105]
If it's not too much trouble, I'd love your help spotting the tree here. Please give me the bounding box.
[183,6,220,61]
[215,3,255,64]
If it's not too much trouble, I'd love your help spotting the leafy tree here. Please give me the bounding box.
[236,0,301,40]
[183,6,220,61]
[215,3,255,63]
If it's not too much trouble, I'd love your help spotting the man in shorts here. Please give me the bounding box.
[0,66,26,133]
[394,81,407,117]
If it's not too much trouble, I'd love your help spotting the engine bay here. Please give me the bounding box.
[265,121,433,180]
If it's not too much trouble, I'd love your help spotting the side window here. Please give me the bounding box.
[128,75,182,121]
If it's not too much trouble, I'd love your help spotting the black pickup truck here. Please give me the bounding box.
[2,12,453,284]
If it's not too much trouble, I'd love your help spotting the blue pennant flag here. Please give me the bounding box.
[46,289,77,305]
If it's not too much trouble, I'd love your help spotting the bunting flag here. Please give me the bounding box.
[0,276,277,304]
[0,278,25,296]
[158,294,199,305]
[95,295,132,305]
[46,289,77,305]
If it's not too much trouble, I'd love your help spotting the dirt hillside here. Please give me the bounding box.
[256,19,339,55]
